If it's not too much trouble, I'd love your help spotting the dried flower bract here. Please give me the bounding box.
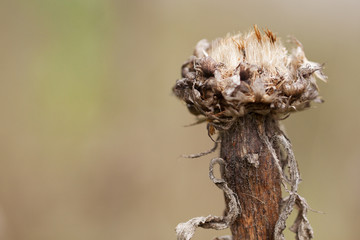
[173,26,327,126]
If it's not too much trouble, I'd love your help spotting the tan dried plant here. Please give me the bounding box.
[173,26,326,240]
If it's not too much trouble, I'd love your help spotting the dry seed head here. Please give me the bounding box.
[173,26,326,125]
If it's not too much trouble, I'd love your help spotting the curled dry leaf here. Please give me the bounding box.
[175,158,240,240]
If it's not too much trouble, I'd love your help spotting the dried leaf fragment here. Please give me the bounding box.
[175,158,240,240]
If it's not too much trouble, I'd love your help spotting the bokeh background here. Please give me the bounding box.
[0,0,359,239]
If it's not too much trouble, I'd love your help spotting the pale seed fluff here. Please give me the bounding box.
[209,30,288,77]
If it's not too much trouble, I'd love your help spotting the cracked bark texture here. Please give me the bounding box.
[220,113,282,240]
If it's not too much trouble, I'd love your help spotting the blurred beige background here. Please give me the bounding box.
[0,0,359,239]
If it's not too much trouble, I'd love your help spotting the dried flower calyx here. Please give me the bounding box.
[173,26,326,123]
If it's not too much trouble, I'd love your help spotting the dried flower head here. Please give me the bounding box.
[173,25,326,126]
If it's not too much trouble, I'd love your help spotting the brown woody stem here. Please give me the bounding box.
[220,113,282,240]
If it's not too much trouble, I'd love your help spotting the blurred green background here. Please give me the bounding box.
[0,0,359,239]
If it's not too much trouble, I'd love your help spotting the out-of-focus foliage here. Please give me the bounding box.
[0,0,359,239]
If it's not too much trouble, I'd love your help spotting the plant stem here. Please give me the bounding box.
[220,113,282,240]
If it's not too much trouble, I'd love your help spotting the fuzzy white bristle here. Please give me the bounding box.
[209,27,288,76]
